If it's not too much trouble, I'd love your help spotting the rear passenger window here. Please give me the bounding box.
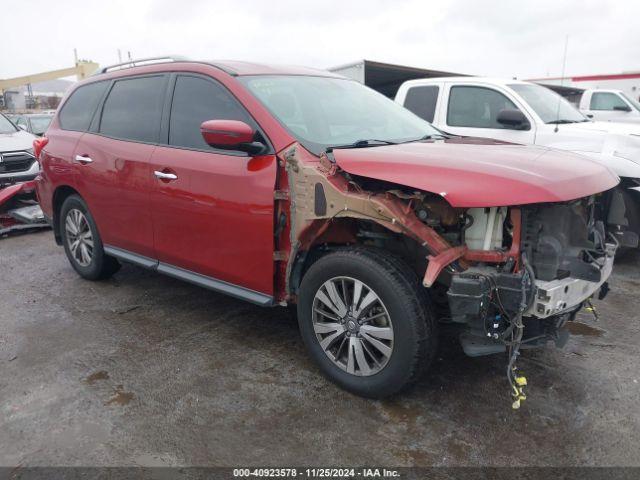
[99,76,166,143]
[404,86,439,122]
[59,81,108,131]
[169,75,253,151]
[447,86,518,128]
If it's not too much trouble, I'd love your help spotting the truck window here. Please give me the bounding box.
[99,76,166,143]
[59,81,109,132]
[620,93,640,112]
[509,83,585,123]
[169,75,254,151]
[590,92,628,111]
[404,86,439,122]
[447,86,518,128]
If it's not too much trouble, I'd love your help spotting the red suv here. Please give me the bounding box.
[36,57,621,400]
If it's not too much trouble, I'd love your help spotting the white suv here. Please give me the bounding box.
[0,113,38,185]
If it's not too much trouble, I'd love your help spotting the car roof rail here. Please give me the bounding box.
[96,55,190,74]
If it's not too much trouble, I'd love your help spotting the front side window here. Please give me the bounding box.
[621,93,640,112]
[404,86,439,122]
[59,81,109,131]
[169,75,254,151]
[0,114,17,134]
[591,92,629,111]
[509,83,586,123]
[99,76,166,143]
[447,86,519,128]
[240,75,440,155]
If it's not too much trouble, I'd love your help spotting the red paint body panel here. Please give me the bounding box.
[73,134,156,258]
[332,138,619,207]
[0,181,36,206]
[200,120,254,146]
[149,146,277,294]
[35,128,83,219]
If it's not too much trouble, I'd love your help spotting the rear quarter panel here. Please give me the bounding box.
[35,127,83,218]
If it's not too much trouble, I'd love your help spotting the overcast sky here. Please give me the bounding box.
[2,0,638,81]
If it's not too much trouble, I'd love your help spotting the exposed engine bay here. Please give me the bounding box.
[278,143,627,408]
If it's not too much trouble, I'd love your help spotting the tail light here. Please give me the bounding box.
[33,136,49,160]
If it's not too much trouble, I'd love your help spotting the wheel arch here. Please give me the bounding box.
[288,218,430,301]
[52,185,82,245]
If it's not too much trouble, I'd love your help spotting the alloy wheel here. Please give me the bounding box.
[65,208,94,267]
[312,276,394,376]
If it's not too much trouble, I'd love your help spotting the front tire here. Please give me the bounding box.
[60,195,120,280]
[297,248,436,398]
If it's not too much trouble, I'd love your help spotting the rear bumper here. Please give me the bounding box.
[527,243,616,319]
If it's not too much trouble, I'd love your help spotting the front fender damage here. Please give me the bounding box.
[276,144,463,300]
[275,143,620,409]
[276,144,524,301]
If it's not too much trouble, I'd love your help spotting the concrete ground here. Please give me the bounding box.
[1,230,639,467]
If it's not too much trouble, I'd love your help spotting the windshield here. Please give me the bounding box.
[240,75,441,154]
[29,115,53,135]
[621,92,640,112]
[509,83,587,124]
[0,114,18,134]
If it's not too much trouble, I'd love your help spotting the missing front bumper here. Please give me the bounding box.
[527,244,615,319]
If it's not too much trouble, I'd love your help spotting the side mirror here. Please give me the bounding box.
[496,109,530,130]
[613,105,632,112]
[200,119,266,154]
[18,124,28,131]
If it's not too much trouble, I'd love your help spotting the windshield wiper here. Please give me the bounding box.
[327,139,397,151]
[405,133,451,143]
[546,119,580,125]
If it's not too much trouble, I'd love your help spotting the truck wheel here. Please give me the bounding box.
[60,195,120,280]
[297,248,436,398]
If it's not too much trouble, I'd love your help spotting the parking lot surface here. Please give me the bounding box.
[1,231,639,467]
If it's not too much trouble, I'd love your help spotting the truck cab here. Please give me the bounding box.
[578,89,640,124]
[395,77,640,247]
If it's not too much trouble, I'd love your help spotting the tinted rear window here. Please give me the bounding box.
[59,81,109,131]
[404,86,439,122]
[99,76,166,143]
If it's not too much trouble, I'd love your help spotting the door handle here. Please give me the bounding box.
[154,170,178,180]
[74,154,93,164]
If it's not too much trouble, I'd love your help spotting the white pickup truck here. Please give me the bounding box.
[394,77,640,246]
[577,89,640,124]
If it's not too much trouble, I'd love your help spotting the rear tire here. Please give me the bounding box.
[297,247,436,398]
[60,195,120,280]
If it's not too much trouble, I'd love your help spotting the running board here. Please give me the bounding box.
[104,246,158,269]
[104,245,273,306]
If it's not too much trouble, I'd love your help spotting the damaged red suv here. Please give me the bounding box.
[36,58,623,400]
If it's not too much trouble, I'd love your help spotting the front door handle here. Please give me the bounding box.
[154,170,178,181]
[74,154,93,164]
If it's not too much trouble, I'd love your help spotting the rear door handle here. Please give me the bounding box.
[154,170,178,180]
[74,154,93,164]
